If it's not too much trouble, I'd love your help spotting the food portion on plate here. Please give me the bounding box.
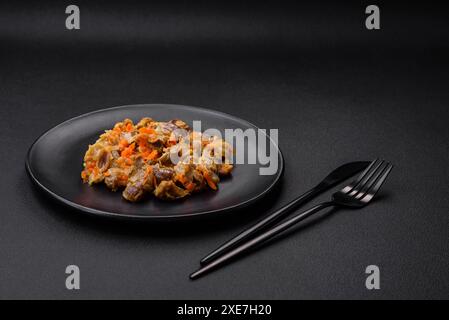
[81,118,234,201]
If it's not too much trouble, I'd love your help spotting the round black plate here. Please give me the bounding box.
[26,104,283,221]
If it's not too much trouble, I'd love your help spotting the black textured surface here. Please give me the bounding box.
[1,1,448,299]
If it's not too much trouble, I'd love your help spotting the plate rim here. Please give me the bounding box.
[25,104,284,221]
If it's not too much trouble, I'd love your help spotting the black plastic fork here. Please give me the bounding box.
[190,159,393,280]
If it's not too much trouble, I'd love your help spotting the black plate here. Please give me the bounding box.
[26,104,284,221]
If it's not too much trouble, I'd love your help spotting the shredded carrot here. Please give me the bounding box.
[147,149,158,160]
[86,161,95,169]
[136,136,147,147]
[119,139,129,149]
[176,174,187,184]
[204,171,217,190]
[142,149,158,161]
[137,136,151,155]
[139,127,155,134]
[140,150,149,158]
[121,143,135,158]
[125,123,133,132]
[186,182,196,191]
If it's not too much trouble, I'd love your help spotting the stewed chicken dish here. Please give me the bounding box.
[81,118,233,201]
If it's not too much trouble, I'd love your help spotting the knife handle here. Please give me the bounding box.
[199,186,321,265]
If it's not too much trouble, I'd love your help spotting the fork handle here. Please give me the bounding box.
[190,201,335,280]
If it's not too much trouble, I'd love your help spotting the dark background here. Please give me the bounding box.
[1,1,448,299]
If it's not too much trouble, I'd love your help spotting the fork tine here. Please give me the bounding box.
[341,159,379,194]
[345,159,384,196]
[348,160,384,196]
[354,161,388,199]
[361,163,393,203]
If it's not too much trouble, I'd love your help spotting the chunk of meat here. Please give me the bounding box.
[97,150,111,172]
[104,168,129,191]
[153,180,189,200]
[136,117,154,128]
[153,164,174,182]
[122,162,155,202]
[218,163,233,176]
[169,119,191,131]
